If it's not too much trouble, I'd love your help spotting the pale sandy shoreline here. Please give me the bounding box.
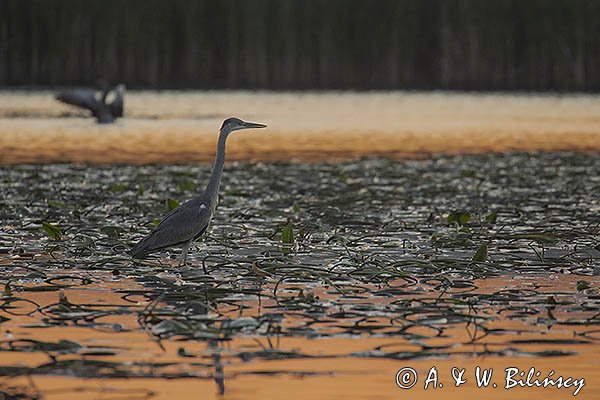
[1,91,599,164]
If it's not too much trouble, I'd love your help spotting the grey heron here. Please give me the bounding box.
[55,83,125,124]
[129,117,267,265]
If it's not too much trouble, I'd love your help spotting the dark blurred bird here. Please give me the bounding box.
[129,117,267,265]
[55,83,125,124]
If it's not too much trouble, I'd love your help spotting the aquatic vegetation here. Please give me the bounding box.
[41,221,62,241]
[0,152,598,394]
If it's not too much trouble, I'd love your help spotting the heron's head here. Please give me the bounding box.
[220,117,266,134]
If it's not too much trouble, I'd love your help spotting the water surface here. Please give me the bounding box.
[1,153,599,398]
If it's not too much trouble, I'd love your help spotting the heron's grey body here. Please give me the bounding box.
[56,84,125,124]
[129,117,266,264]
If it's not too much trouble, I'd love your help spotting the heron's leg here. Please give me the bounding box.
[179,240,192,266]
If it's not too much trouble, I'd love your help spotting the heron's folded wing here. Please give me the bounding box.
[134,201,212,254]
[55,89,99,112]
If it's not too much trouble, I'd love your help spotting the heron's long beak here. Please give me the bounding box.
[242,121,267,129]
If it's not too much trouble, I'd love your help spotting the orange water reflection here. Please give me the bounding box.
[0,273,598,399]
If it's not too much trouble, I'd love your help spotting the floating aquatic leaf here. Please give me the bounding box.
[23,286,61,292]
[15,206,30,215]
[485,212,497,223]
[576,281,590,291]
[177,347,195,358]
[109,183,127,193]
[101,225,125,239]
[508,233,557,244]
[282,221,294,244]
[55,339,83,353]
[25,270,45,279]
[251,261,271,277]
[225,317,259,329]
[447,211,471,226]
[41,221,62,241]
[166,198,180,211]
[472,243,488,262]
[58,292,69,304]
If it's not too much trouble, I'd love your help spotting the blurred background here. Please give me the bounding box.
[1,1,599,165]
[2,0,600,91]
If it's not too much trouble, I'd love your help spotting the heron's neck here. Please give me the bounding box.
[205,129,229,201]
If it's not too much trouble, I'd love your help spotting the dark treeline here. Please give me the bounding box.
[1,0,600,91]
